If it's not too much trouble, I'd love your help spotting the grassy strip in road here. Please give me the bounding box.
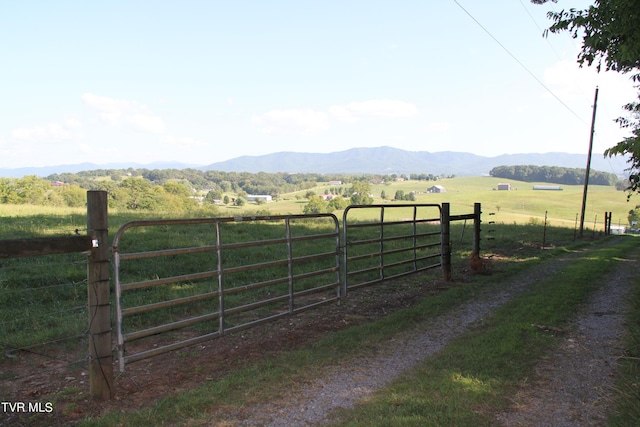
[609,256,640,426]
[327,236,640,426]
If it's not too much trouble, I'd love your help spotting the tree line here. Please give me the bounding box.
[489,165,619,186]
[0,169,441,212]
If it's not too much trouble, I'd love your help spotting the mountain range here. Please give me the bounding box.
[0,146,628,178]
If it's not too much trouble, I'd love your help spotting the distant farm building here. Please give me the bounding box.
[50,181,64,187]
[247,195,273,203]
[428,185,446,193]
[533,185,563,191]
[328,180,342,186]
[496,183,511,191]
[610,226,626,235]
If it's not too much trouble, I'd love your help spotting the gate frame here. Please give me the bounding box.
[341,203,444,294]
[112,213,341,372]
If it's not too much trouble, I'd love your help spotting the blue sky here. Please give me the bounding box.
[0,0,636,171]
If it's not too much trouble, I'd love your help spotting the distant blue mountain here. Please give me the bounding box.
[0,146,628,178]
[200,146,628,177]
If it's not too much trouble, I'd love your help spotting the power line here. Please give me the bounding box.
[451,0,586,124]
[519,0,564,61]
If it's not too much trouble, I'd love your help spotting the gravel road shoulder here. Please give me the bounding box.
[495,252,636,426]
[228,243,635,426]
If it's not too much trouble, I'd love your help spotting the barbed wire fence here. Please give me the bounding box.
[0,253,91,389]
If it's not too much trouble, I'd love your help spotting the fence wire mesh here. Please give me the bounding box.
[0,253,89,384]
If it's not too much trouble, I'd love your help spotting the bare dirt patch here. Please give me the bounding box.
[0,269,452,426]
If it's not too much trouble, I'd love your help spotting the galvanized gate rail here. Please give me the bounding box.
[342,204,443,293]
[112,203,481,373]
[112,213,340,371]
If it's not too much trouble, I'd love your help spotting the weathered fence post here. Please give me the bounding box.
[87,191,113,400]
[605,211,612,235]
[441,202,452,281]
[473,202,481,258]
[609,211,613,234]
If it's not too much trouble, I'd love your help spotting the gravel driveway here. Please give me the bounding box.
[231,242,636,426]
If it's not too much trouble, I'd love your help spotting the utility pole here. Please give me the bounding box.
[579,86,599,238]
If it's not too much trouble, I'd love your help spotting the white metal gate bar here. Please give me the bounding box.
[342,204,443,294]
[113,214,340,371]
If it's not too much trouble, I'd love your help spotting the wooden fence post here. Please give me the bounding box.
[473,202,481,257]
[87,191,113,400]
[441,202,452,281]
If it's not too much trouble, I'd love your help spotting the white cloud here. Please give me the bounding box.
[329,99,419,122]
[82,93,166,134]
[543,59,635,104]
[252,109,329,135]
[11,117,83,142]
[127,114,166,133]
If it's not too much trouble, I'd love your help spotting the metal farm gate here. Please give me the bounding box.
[112,203,479,372]
[342,204,444,293]
[112,214,340,371]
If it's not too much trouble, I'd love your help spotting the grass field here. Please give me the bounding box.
[1,181,638,426]
[224,176,633,230]
[0,175,633,233]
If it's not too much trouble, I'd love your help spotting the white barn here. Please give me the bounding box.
[246,195,273,202]
[428,185,446,193]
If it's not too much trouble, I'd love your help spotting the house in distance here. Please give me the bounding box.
[533,185,563,191]
[428,185,446,193]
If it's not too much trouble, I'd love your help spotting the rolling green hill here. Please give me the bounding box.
[215,176,632,231]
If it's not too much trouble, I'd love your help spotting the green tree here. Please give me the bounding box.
[533,0,640,196]
[349,180,373,204]
[628,205,640,225]
[394,190,405,201]
[16,176,50,204]
[350,192,373,205]
[0,178,19,204]
[303,195,328,214]
[60,184,87,207]
[326,196,349,212]
[120,177,156,210]
[163,181,192,198]
[205,190,223,203]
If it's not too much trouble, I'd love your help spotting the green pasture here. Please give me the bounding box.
[213,176,633,230]
[0,175,625,355]
[368,176,632,229]
[2,187,639,426]
[0,175,634,231]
